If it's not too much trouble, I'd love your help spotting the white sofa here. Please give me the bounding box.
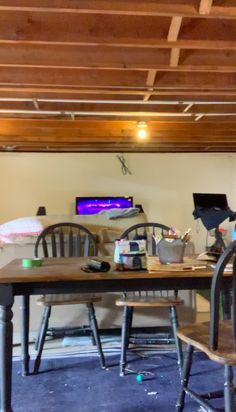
[0,214,196,338]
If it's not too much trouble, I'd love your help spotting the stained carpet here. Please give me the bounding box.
[12,352,232,412]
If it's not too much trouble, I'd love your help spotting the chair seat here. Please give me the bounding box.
[37,294,102,306]
[177,320,236,365]
[116,295,184,307]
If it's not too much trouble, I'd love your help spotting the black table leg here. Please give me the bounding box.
[19,295,30,376]
[0,284,14,412]
[20,295,30,376]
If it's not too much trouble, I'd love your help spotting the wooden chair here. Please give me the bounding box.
[176,240,236,412]
[33,222,105,373]
[115,222,184,376]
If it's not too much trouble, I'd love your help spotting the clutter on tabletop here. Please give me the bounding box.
[21,258,43,268]
[197,251,218,262]
[148,257,207,272]
[82,259,111,273]
[114,239,147,271]
[154,228,191,264]
[153,228,192,244]
[210,263,233,273]
[209,227,227,238]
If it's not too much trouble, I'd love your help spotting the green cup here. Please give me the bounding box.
[22,258,33,268]
[32,258,43,267]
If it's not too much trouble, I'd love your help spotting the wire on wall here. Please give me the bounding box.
[116,154,132,175]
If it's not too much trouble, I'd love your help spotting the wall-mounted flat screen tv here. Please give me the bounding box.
[75,196,133,215]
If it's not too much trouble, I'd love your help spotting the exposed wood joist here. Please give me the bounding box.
[199,0,213,15]
[168,16,182,67]
[0,1,235,20]
[167,16,183,42]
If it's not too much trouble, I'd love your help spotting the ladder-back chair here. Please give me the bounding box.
[176,240,236,412]
[115,222,184,376]
[33,222,105,373]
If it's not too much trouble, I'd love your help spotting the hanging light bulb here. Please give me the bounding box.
[137,121,148,139]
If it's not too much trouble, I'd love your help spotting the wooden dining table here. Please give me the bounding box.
[0,256,232,412]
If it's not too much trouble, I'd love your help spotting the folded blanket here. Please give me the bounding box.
[99,208,140,220]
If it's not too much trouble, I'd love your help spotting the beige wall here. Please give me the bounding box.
[0,152,235,252]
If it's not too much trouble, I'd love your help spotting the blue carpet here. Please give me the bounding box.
[12,352,233,412]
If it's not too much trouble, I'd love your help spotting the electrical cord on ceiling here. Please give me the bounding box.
[116,154,132,175]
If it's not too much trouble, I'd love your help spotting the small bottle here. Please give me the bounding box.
[114,240,124,270]
[232,225,236,242]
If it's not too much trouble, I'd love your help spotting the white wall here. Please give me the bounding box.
[0,152,235,252]
[1,152,235,334]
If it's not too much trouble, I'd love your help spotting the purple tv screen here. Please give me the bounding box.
[75,196,133,215]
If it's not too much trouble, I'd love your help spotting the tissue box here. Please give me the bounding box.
[157,238,185,264]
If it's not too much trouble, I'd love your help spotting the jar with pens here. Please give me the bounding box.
[155,227,191,264]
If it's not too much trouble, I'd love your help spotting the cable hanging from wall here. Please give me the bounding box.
[116,154,132,175]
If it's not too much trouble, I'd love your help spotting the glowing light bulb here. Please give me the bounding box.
[137,128,147,139]
[137,121,148,140]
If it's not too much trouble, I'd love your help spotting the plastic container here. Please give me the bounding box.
[232,229,236,242]
[157,238,185,264]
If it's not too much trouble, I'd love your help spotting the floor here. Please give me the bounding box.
[11,296,213,411]
[12,352,225,412]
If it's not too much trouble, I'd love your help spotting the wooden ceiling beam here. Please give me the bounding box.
[167,16,183,42]
[0,144,235,154]
[0,67,236,88]
[0,12,235,45]
[1,39,236,51]
[199,0,213,15]
[1,63,236,74]
[170,48,181,67]
[1,118,236,132]
[144,70,157,101]
[146,70,157,87]
[0,136,235,145]
[168,16,182,67]
[0,1,235,20]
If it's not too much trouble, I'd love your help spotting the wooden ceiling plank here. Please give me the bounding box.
[146,70,157,87]
[2,67,236,88]
[183,103,193,112]
[0,1,235,20]
[0,11,235,47]
[0,1,200,17]
[170,48,180,67]
[168,16,182,68]
[167,16,183,42]
[2,63,236,74]
[2,39,236,51]
[2,118,236,132]
[144,70,157,101]
[143,92,153,102]
[199,0,213,15]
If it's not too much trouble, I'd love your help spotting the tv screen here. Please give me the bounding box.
[75,196,133,215]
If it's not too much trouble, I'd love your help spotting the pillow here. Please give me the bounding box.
[0,216,100,246]
[0,217,44,244]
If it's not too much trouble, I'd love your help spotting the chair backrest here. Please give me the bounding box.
[120,222,172,298]
[34,222,97,258]
[120,222,170,256]
[210,240,236,350]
